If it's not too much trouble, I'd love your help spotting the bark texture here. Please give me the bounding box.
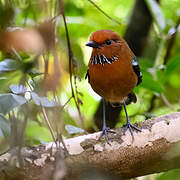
[0,112,180,180]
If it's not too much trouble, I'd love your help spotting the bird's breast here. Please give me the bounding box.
[88,57,137,103]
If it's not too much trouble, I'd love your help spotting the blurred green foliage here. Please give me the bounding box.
[0,0,180,179]
[157,169,180,180]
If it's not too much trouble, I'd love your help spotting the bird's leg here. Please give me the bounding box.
[123,103,141,141]
[98,99,115,144]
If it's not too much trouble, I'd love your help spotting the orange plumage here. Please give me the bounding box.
[88,30,137,103]
[86,30,142,143]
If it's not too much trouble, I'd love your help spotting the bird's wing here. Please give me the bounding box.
[132,57,142,86]
[123,57,142,106]
[85,69,90,82]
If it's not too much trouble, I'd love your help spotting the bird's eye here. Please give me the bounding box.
[105,40,111,45]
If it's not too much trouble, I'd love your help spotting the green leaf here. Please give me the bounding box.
[165,54,180,76]
[28,70,43,78]
[152,103,180,116]
[168,73,180,88]
[141,70,164,93]
[65,124,84,135]
[9,84,27,94]
[0,77,8,85]
[145,0,166,32]
[0,59,20,72]
[0,93,27,115]
[31,92,60,107]
[25,121,52,144]
[0,113,10,137]
[157,169,180,180]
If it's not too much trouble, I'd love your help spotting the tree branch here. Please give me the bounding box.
[87,0,121,25]
[1,112,180,179]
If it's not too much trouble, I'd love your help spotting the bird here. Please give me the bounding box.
[85,30,142,143]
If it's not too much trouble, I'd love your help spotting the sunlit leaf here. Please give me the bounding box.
[0,113,10,137]
[145,0,166,32]
[65,124,84,134]
[0,93,27,115]
[0,59,20,72]
[31,92,59,107]
[9,84,27,94]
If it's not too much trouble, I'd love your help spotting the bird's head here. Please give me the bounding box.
[86,30,121,47]
[86,30,124,59]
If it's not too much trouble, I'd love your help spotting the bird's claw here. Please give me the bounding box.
[123,123,141,141]
[98,127,116,144]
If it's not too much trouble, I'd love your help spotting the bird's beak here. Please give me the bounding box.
[86,41,99,48]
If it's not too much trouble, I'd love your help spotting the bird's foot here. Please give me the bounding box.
[122,122,141,141]
[98,127,115,144]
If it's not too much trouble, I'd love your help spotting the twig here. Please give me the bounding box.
[147,94,156,113]
[61,96,73,109]
[164,17,180,65]
[74,76,84,123]
[42,54,49,84]
[58,0,84,128]
[41,105,57,143]
[57,133,69,155]
[9,111,18,148]
[26,80,33,91]
[161,93,175,110]
[87,0,121,25]
[17,107,28,167]
[50,92,69,153]
[11,47,22,61]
